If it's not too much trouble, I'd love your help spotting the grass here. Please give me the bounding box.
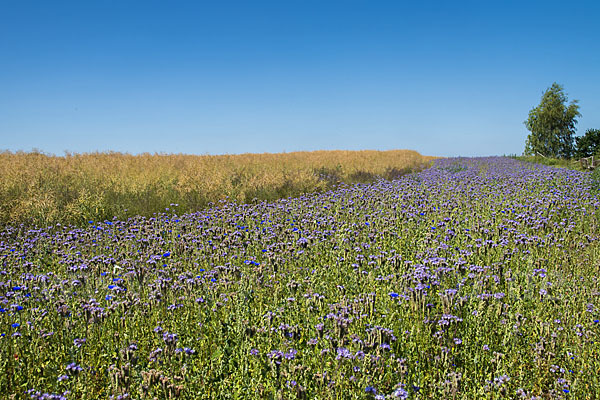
[1,156,599,399]
[510,155,585,171]
[0,150,434,228]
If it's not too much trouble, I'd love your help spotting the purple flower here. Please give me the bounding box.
[149,347,163,362]
[66,362,83,374]
[393,387,409,399]
[110,394,131,400]
[267,350,284,364]
[493,374,510,387]
[162,332,178,345]
[336,347,352,360]
[284,349,297,360]
[27,389,69,400]
[183,347,195,355]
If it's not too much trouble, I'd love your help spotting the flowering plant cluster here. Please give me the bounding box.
[0,157,599,398]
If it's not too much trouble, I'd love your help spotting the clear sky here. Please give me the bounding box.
[1,1,599,157]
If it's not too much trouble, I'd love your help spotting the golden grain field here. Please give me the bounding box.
[0,149,435,226]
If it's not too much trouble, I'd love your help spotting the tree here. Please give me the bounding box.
[524,83,581,159]
[575,129,600,159]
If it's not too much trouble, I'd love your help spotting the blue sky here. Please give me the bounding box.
[1,1,599,157]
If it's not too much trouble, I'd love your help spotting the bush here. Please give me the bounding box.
[575,128,600,159]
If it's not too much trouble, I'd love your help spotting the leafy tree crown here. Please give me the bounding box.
[524,83,580,159]
[575,129,600,159]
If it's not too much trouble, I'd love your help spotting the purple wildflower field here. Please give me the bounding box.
[1,157,599,399]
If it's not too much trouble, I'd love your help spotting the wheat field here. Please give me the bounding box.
[0,149,434,227]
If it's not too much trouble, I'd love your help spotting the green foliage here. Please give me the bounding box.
[591,167,600,192]
[575,128,600,159]
[524,83,581,159]
[511,155,583,171]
